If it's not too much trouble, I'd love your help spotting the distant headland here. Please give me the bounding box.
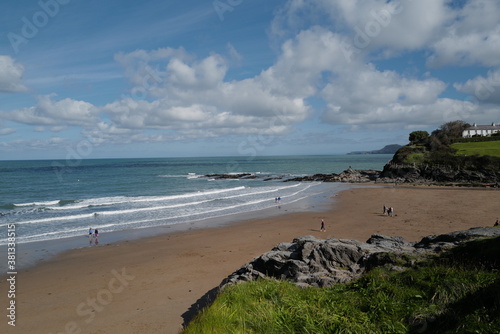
[347,144,402,155]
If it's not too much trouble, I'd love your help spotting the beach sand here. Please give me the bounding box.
[2,185,500,334]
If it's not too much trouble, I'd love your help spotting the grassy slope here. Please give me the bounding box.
[183,237,500,333]
[451,141,500,157]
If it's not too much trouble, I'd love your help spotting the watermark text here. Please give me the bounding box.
[6,224,17,327]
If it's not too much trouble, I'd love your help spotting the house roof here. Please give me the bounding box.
[467,124,500,131]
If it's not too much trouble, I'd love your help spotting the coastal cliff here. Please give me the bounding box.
[377,121,500,185]
[379,162,500,185]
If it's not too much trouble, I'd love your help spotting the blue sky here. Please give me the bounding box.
[0,0,499,160]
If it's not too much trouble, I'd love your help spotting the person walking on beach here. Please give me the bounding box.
[320,219,326,232]
[88,227,93,244]
[383,205,387,215]
[94,228,99,244]
[388,207,394,217]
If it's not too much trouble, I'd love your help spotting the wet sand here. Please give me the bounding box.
[1,185,499,334]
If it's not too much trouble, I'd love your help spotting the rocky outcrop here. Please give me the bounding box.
[219,227,500,290]
[285,168,380,183]
[204,168,381,183]
[379,163,500,185]
[205,173,258,180]
[415,226,500,246]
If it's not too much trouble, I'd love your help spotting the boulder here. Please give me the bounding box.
[219,227,500,290]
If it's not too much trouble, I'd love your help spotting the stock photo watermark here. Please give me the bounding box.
[474,73,500,103]
[225,111,290,174]
[52,64,165,181]
[340,0,410,63]
[48,267,135,334]
[7,0,72,54]
[213,0,244,21]
[51,132,105,182]
[123,65,164,101]
[6,223,17,327]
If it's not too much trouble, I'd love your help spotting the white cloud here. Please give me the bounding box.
[454,69,500,104]
[259,28,351,97]
[318,62,472,127]
[263,0,499,130]
[428,0,500,67]
[273,0,499,67]
[1,94,97,127]
[322,97,478,129]
[271,0,449,54]
[334,0,448,52]
[105,47,311,137]
[0,56,28,93]
[0,128,16,135]
[262,25,475,129]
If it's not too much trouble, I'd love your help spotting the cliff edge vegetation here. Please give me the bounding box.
[380,121,500,184]
[392,120,500,169]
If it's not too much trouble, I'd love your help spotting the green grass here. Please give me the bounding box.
[182,237,500,333]
[451,141,500,157]
[404,152,426,164]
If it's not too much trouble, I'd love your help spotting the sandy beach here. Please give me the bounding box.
[2,185,500,334]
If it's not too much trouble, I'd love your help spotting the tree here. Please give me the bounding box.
[431,120,470,145]
[409,131,429,145]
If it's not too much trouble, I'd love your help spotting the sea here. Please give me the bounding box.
[0,155,391,269]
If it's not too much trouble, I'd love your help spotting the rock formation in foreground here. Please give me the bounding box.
[219,227,500,290]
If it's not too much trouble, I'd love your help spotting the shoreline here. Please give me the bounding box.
[0,182,351,272]
[2,185,499,334]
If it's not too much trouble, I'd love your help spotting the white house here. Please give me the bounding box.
[462,123,500,138]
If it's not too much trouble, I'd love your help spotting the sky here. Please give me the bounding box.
[0,0,499,160]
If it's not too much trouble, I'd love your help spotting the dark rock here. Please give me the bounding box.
[205,173,256,180]
[366,234,414,251]
[219,227,500,290]
[415,227,500,248]
[285,168,380,183]
[379,163,500,185]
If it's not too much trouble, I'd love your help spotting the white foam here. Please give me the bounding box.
[14,200,60,207]
[47,186,247,211]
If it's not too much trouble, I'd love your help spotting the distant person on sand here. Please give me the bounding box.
[383,205,387,215]
[94,228,99,244]
[495,219,499,227]
[88,227,93,243]
[388,207,394,217]
[320,219,326,232]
